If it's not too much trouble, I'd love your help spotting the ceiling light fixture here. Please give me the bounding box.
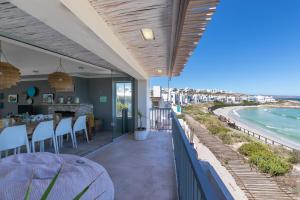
[141,28,155,40]
[209,7,217,10]
[0,41,21,90]
[48,58,74,92]
[206,12,213,16]
[206,18,212,21]
[157,69,162,73]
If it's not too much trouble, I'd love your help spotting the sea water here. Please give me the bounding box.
[237,107,300,144]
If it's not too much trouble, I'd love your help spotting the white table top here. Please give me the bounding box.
[0,153,114,200]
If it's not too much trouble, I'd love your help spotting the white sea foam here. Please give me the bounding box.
[233,110,240,117]
[266,125,277,129]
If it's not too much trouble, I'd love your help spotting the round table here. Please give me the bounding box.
[0,153,114,200]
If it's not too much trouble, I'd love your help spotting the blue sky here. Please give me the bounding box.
[151,0,300,96]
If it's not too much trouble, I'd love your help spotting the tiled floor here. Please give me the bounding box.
[59,131,112,156]
[86,132,178,200]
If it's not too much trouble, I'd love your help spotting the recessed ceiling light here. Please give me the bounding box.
[157,69,162,73]
[194,41,198,45]
[206,12,213,16]
[141,28,155,40]
[33,70,39,73]
[209,7,217,10]
[201,28,206,31]
[78,66,84,70]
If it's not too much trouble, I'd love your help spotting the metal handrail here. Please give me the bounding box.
[172,112,233,200]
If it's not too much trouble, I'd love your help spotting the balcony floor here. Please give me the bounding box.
[86,132,178,200]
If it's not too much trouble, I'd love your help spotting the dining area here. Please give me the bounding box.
[0,113,90,157]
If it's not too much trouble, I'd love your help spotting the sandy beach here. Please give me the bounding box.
[214,106,300,150]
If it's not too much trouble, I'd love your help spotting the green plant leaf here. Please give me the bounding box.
[73,172,104,200]
[24,182,32,200]
[40,166,62,200]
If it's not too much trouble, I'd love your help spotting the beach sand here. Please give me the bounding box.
[214,106,300,150]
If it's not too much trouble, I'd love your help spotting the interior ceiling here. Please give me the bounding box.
[0,0,119,75]
[89,0,173,77]
[2,41,117,78]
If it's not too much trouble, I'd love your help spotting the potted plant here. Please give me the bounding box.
[117,102,129,133]
[134,110,148,140]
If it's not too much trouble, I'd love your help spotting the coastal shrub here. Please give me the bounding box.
[208,125,230,135]
[219,132,233,144]
[287,151,299,164]
[176,114,185,120]
[230,131,252,143]
[239,142,292,176]
[238,142,267,156]
[249,151,291,176]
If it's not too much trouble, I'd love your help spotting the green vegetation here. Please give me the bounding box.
[239,142,292,176]
[240,100,259,106]
[183,104,251,144]
[25,166,96,199]
[183,104,296,176]
[176,114,186,120]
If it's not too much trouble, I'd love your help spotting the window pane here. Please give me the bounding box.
[116,82,132,118]
[124,83,132,117]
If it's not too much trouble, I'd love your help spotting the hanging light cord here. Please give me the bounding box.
[55,57,66,73]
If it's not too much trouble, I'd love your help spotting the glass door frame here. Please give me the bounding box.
[112,79,135,139]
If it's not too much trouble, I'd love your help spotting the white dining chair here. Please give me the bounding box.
[55,117,75,151]
[31,120,58,154]
[73,115,89,148]
[0,125,30,158]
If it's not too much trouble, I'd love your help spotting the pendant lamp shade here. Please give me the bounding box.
[48,59,74,92]
[0,42,21,90]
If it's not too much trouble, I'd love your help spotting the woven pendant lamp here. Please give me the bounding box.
[0,41,21,90]
[48,58,74,92]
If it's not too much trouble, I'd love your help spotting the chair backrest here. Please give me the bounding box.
[73,115,87,132]
[87,113,95,128]
[32,120,55,142]
[55,118,72,137]
[0,125,30,152]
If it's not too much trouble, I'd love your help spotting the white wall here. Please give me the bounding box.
[137,80,150,130]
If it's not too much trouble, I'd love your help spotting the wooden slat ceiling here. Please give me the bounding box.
[89,0,173,77]
[89,0,219,77]
[172,0,219,76]
[0,0,118,73]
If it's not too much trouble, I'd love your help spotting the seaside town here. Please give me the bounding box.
[151,85,277,108]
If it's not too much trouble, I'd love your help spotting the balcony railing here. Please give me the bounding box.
[150,108,233,200]
[150,108,172,130]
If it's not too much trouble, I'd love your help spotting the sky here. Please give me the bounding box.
[151,0,300,96]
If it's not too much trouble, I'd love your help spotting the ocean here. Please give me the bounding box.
[237,107,300,145]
